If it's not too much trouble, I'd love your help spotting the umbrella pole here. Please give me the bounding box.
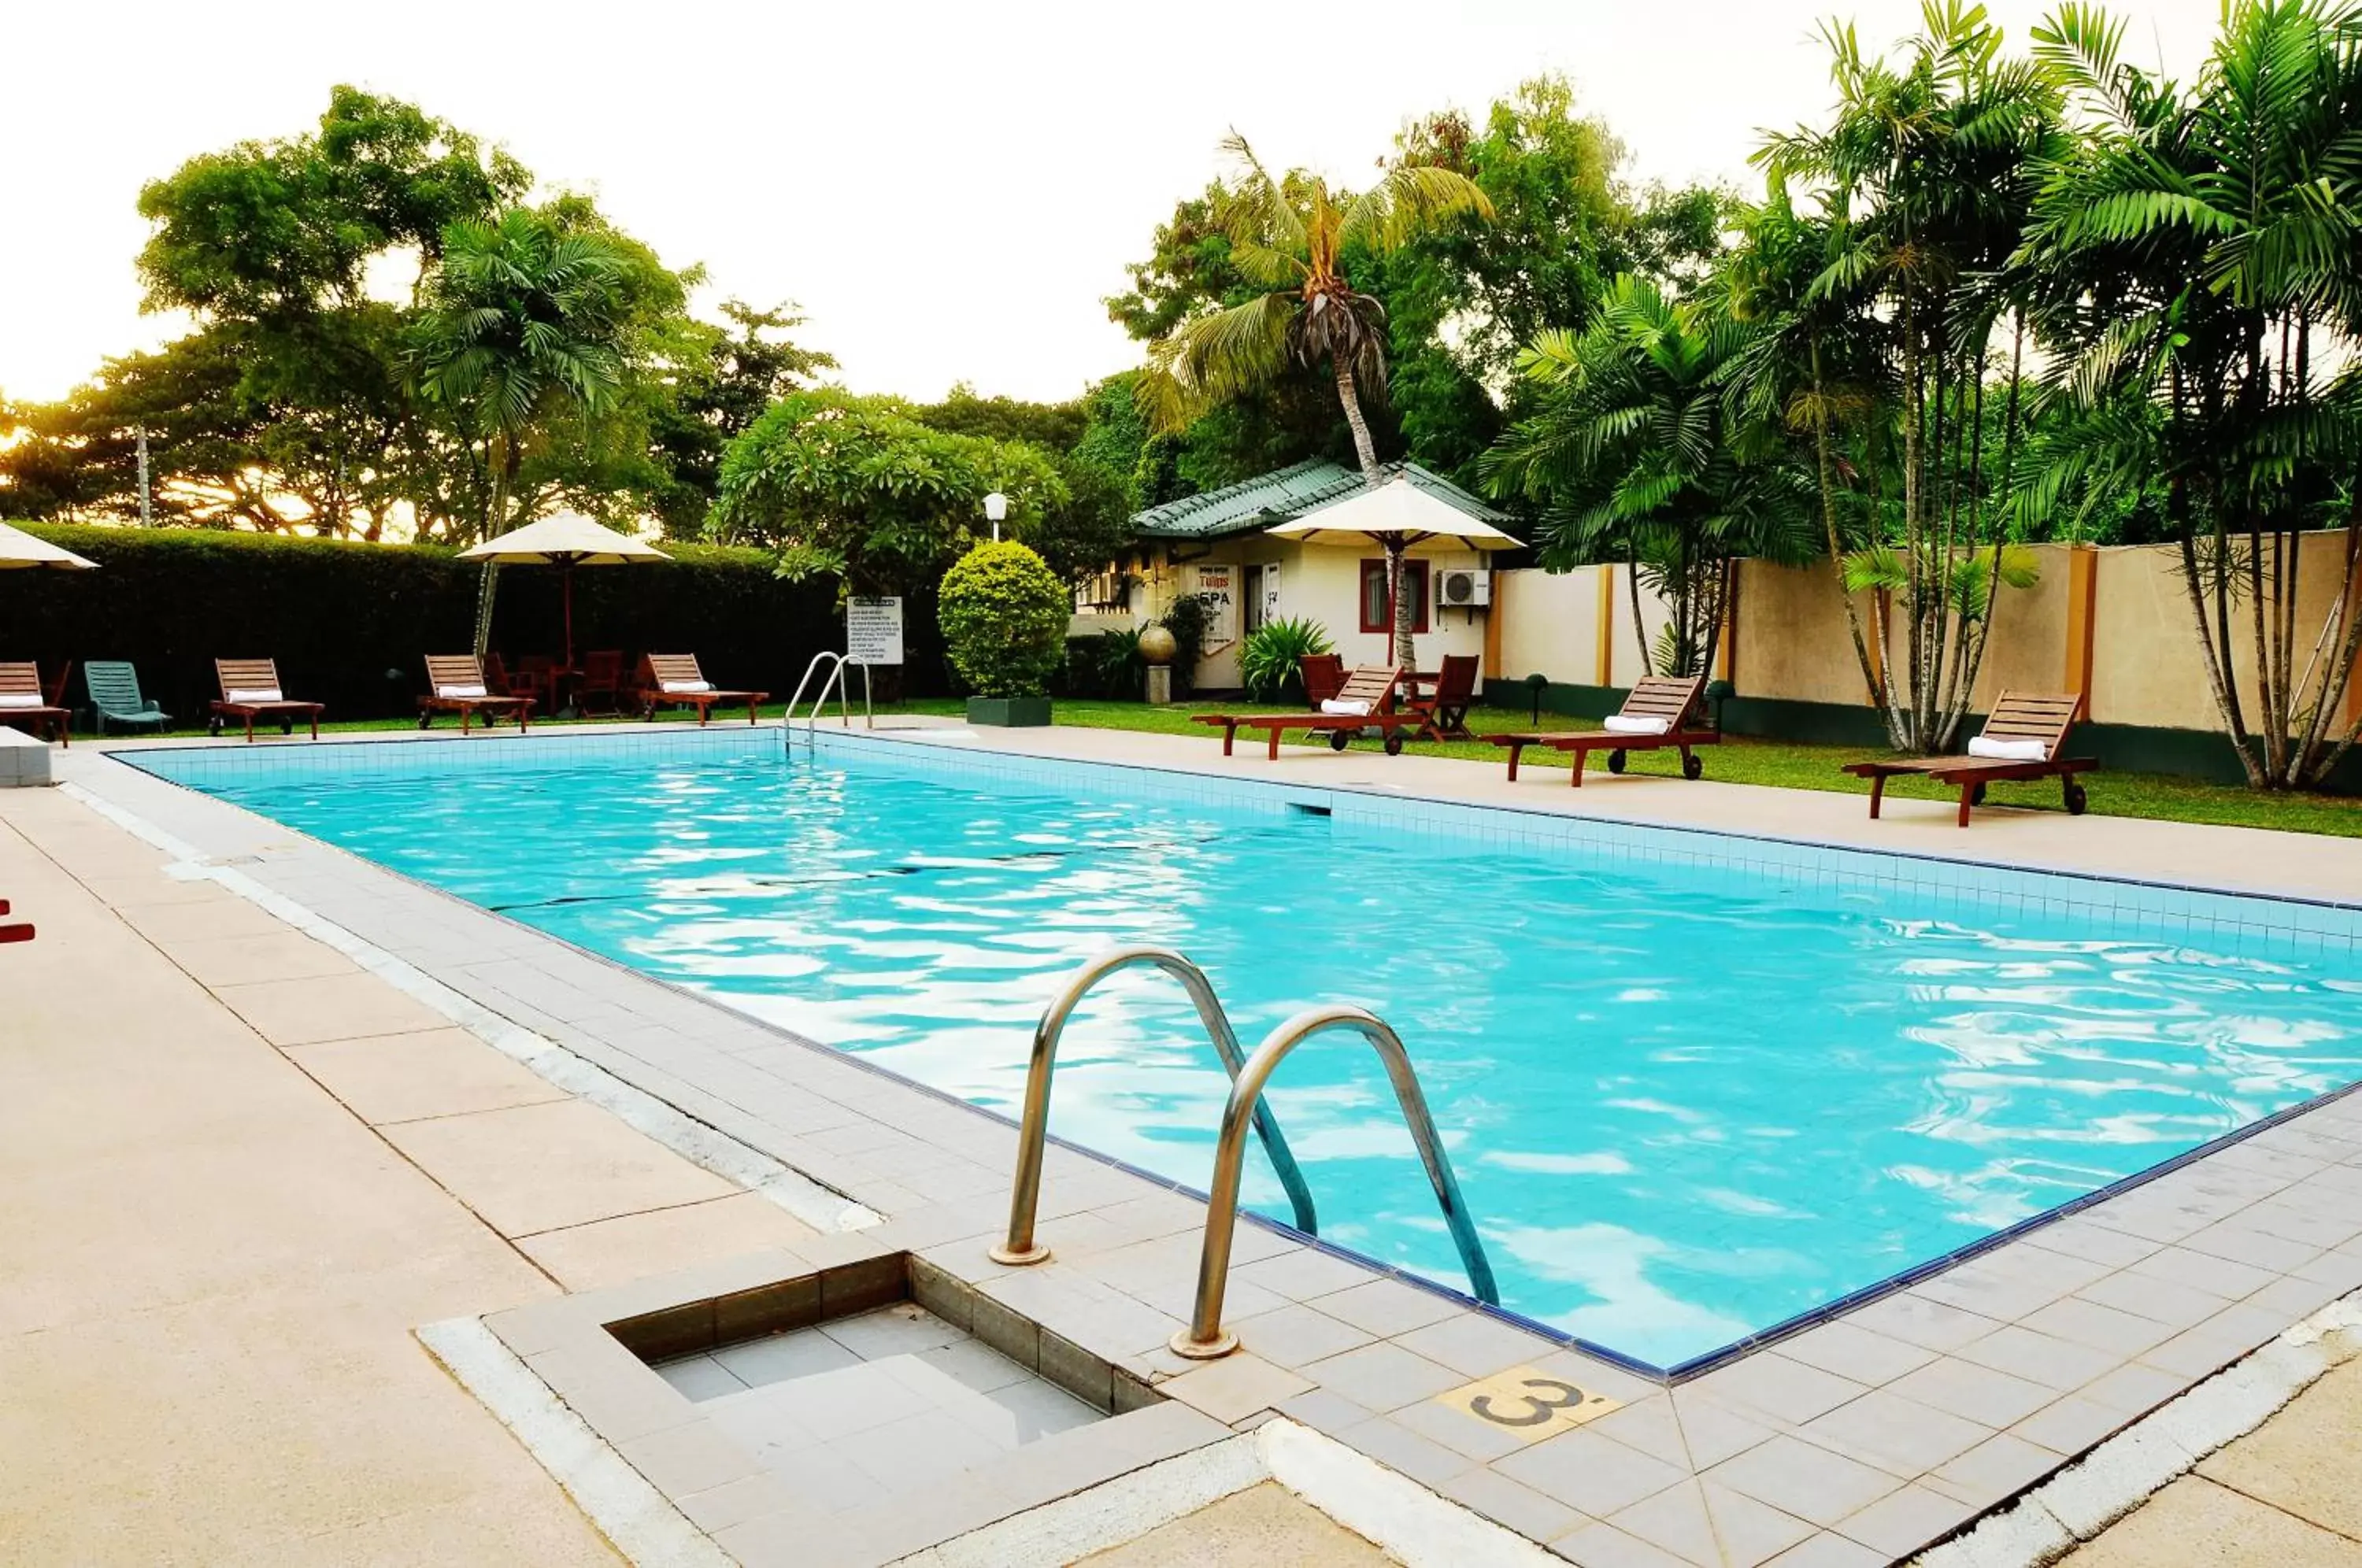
[562,557,576,673]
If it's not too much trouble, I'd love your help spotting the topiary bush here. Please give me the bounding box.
[937,541,1072,698]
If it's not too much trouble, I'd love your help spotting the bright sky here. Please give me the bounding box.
[4,0,2223,409]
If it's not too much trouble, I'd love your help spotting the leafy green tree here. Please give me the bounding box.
[2014,0,2362,789]
[1486,276,1816,678]
[1138,134,1494,668]
[1385,77,1726,476]
[644,301,838,538]
[911,386,1089,450]
[135,85,529,320]
[707,388,1067,599]
[1749,3,2063,751]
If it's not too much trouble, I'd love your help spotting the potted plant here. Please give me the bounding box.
[939,540,1070,727]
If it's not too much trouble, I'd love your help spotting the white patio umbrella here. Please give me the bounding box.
[1265,476,1520,666]
[459,512,668,670]
[0,520,99,570]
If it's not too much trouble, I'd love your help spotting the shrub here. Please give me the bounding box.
[1238,616,1334,702]
[1086,626,1145,699]
[938,541,1071,698]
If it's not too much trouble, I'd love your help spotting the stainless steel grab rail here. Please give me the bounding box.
[1169,1004,1498,1359]
[782,653,873,750]
[991,945,1318,1266]
[781,653,842,750]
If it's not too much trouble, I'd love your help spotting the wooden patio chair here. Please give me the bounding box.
[1485,674,1717,786]
[418,654,533,734]
[1405,654,1481,741]
[83,660,170,734]
[1193,665,1428,759]
[633,653,768,726]
[1299,653,1346,709]
[210,658,325,741]
[576,649,627,717]
[0,662,71,746]
[1841,691,2096,827]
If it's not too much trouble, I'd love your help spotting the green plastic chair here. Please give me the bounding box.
[83,661,169,734]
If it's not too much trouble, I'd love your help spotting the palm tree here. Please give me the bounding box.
[413,209,629,652]
[2014,0,2362,790]
[1753,3,2062,751]
[1484,276,1818,678]
[1142,135,1493,668]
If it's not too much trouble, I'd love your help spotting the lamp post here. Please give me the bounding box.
[983,491,1008,542]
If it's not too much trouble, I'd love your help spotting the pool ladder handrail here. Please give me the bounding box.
[782,652,872,749]
[1170,1004,1499,1360]
[991,945,1318,1265]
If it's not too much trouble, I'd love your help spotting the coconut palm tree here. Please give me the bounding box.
[2014,0,2362,790]
[1142,135,1493,668]
[413,209,629,651]
[1483,276,1818,679]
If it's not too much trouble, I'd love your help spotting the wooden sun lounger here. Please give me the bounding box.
[0,898,31,945]
[0,662,71,747]
[418,654,533,734]
[1193,665,1425,759]
[632,653,768,725]
[210,658,325,741]
[1841,691,2095,827]
[1484,675,1716,786]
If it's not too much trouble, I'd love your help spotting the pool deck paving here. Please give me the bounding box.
[7,718,2362,1566]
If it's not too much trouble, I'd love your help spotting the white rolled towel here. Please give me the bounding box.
[225,687,283,703]
[0,693,42,709]
[1319,698,1372,717]
[1602,714,1672,735]
[1967,735,2049,763]
[661,679,713,693]
[435,683,488,699]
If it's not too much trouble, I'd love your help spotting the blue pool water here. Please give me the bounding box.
[150,737,2362,1366]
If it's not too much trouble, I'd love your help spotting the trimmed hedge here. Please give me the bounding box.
[0,524,846,722]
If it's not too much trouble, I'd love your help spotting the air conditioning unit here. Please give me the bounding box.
[1435,568,1491,609]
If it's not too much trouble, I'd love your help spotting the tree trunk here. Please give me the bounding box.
[472,438,517,661]
[1387,541,1417,674]
[1627,545,1652,680]
[1812,338,1885,713]
[1334,357,1409,666]
[2182,531,2265,787]
[1335,361,1382,485]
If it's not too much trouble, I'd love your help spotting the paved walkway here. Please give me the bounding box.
[2060,1356,2362,1566]
[0,785,812,1562]
[13,723,2362,1566]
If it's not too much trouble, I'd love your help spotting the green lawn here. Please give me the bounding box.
[97,694,2362,839]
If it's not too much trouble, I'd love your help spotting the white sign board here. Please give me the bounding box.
[846,597,905,665]
[1190,563,1239,650]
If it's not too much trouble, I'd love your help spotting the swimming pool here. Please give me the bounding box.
[136,729,2362,1367]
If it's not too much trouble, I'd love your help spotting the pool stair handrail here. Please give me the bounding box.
[1169,1004,1499,1359]
[782,652,873,749]
[990,945,1320,1266]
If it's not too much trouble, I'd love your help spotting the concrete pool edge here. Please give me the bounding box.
[56,729,2362,1566]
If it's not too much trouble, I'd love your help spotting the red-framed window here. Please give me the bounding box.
[1359,559,1430,636]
